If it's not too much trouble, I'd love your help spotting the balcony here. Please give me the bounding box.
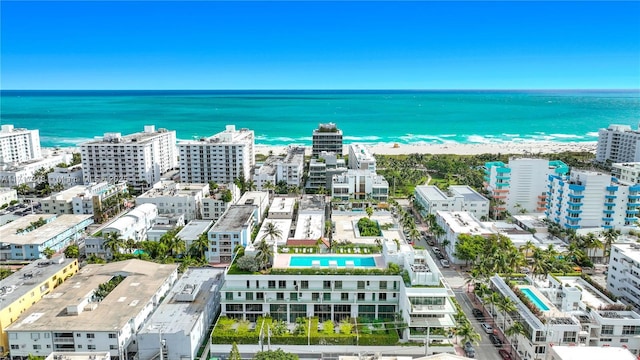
[605,194,617,199]
[565,216,581,222]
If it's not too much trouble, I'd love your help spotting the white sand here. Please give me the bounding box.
[255,142,597,157]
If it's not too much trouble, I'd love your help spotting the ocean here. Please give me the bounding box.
[1,90,638,148]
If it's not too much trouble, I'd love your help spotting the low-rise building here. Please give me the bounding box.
[47,166,83,189]
[176,220,213,252]
[136,181,208,221]
[201,183,240,223]
[414,185,490,219]
[435,211,494,264]
[348,144,376,172]
[0,214,93,260]
[0,152,72,187]
[41,182,128,221]
[102,203,158,243]
[0,256,79,353]
[207,205,256,264]
[306,152,347,192]
[146,214,186,242]
[546,345,636,360]
[6,259,178,360]
[236,191,269,223]
[268,197,296,219]
[136,267,224,360]
[331,170,389,202]
[0,188,18,209]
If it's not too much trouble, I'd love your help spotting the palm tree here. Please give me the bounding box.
[263,180,275,198]
[261,221,283,243]
[255,239,273,271]
[602,228,620,261]
[583,233,603,262]
[14,183,31,196]
[495,295,517,331]
[408,227,421,244]
[190,233,209,261]
[103,232,125,259]
[365,206,374,219]
[431,224,446,246]
[483,292,502,319]
[456,321,481,346]
[519,240,536,259]
[505,321,528,357]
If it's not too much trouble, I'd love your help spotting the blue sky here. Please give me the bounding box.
[1,1,639,90]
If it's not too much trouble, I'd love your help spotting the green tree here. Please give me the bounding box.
[261,221,283,242]
[505,321,528,356]
[236,255,259,272]
[253,349,299,360]
[0,267,12,280]
[255,239,273,271]
[190,233,209,260]
[495,295,517,331]
[103,232,125,259]
[42,247,55,259]
[365,206,374,219]
[455,321,481,346]
[229,342,241,360]
[602,228,620,260]
[64,244,80,258]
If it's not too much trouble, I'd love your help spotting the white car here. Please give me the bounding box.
[481,323,494,334]
[440,259,450,268]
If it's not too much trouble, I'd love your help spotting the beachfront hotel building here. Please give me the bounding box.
[545,169,640,230]
[596,124,640,164]
[5,260,178,360]
[414,185,490,219]
[207,205,256,264]
[312,123,343,158]
[0,124,42,165]
[0,256,78,354]
[80,125,177,190]
[136,267,224,360]
[0,214,93,260]
[136,180,209,221]
[178,125,254,184]
[484,159,569,214]
[488,273,640,359]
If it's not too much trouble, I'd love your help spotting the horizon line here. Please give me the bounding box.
[2,88,639,92]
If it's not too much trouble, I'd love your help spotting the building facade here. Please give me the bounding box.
[0,125,42,165]
[414,185,490,219]
[312,123,343,158]
[306,152,347,192]
[348,144,376,172]
[136,181,208,221]
[331,170,389,202]
[207,205,256,264]
[596,124,640,164]
[47,166,84,189]
[80,125,177,190]
[178,125,254,184]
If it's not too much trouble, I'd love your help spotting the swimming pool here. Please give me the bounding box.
[521,288,550,311]
[289,256,376,267]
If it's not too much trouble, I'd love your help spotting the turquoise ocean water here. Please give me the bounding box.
[0,90,638,148]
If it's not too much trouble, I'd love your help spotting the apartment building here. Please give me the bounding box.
[6,260,178,360]
[201,183,240,222]
[220,240,457,345]
[547,346,636,360]
[236,191,269,223]
[484,159,569,213]
[207,205,256,264]
[490,273,640,359]
[40,182,127,218]
[136,181,209,221]
[414,185,490,219]
[607,243,640,312]
[348,144,376,171]
[47,166,83,189]
[178,125,254,184]
[176,220,213,252]
[306,152,347,191]
[435,211,495,264]
[0,188,17,208]
[331,170,389,202]
[292,195,326,241]
[137,267,224,360]
[80,125,177,190]
[0,124,42,164]
[0,214,93,260]
[546,170,640,230]
[612,162,640,185]
[102,203,158,243]
[312,123,343,158]
[0,152,72,187]
[596,124,640,164]
[0,257,78,353]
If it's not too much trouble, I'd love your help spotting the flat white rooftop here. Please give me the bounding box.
[437,211,493,235]
[269,197,296,216]
[415,185,449,201]
[139,181,208,198]
[612,243,640,265]
[294,214,323,240]
[550,345,636,360]
[0,214,93,245]
[256,219,292,245]
[332,212,399,244]
[177,220,213,241]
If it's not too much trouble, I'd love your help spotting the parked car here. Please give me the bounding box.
[489,333,503,347]
[464,348,475,358]
[463,341,474,352]
[472,308,484,319]
[498,349,512,360]
[427,239,436,246]
[436,252,445,260]
[440,259,450,268]
[481,322,494,334]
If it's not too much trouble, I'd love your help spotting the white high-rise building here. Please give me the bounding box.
[546,170,640,230]
[178,125,254,184]
[0,124,42,164]
[484,159,569,214]
[80,125,177,190]
[596,124,640,164]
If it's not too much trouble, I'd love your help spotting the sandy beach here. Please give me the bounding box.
[255,141,597,157]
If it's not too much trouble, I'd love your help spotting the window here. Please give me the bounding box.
[621,339,629,343]
[601,325,614,335]
[341,293,349,301]
[323,281,331,289]
[335,281,342,289]
[33,345,41,350]
[535,346,545,354]
[268,281,276,289]
[301,281,309,289]
[279,280,286,289]
[86,333,95,338]
[562,331,576,343]
[379,281,387,290]
[10,345,18,350]
[226,292,233,300]
[246,292,253,300]
[109,333,117,339]
[277,293,284,300]
[323,293,331,301]
[623,326,640,335]
[379,293,387,301]
[88,345,96,350]
[290,292,298,301]
[312,293,320,301]
[110,345,118,350]
[358,293,365,301]
[535,331,546,342]
[357,281,365,290]
[257,292,264,300]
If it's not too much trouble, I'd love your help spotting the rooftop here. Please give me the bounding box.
[0,257,77,309]
[177,220,213,241]
[415,185,449,201]
[138,181,208,198]
[448,185,489,202]
[138,267,223,336]
[82,126,173,145]
[6,259,178,332]
[550,345,636,360]
[237,191,268,207]
[293,214,323,240]
[178,125,253,145]
[269,197,296,215]
[256,219,292,245]
[210,205,255,232]
[0,214,93,245]
[437,211,494,235]
[45,352,111,360]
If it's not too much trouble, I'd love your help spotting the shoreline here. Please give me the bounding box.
[256,141,597,157]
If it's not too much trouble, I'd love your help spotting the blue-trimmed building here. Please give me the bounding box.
[546,170,639,230]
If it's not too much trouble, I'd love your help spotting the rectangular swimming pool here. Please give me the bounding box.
[521,288,550,311]
[289,256,376,267]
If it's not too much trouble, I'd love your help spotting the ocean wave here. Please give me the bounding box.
[548,133,584,139]
[40,136,94,146]
[585,132,599,137]
[342,135,381,141]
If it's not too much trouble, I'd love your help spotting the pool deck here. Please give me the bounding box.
[518,285,561,317]
[272,253,386,269]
